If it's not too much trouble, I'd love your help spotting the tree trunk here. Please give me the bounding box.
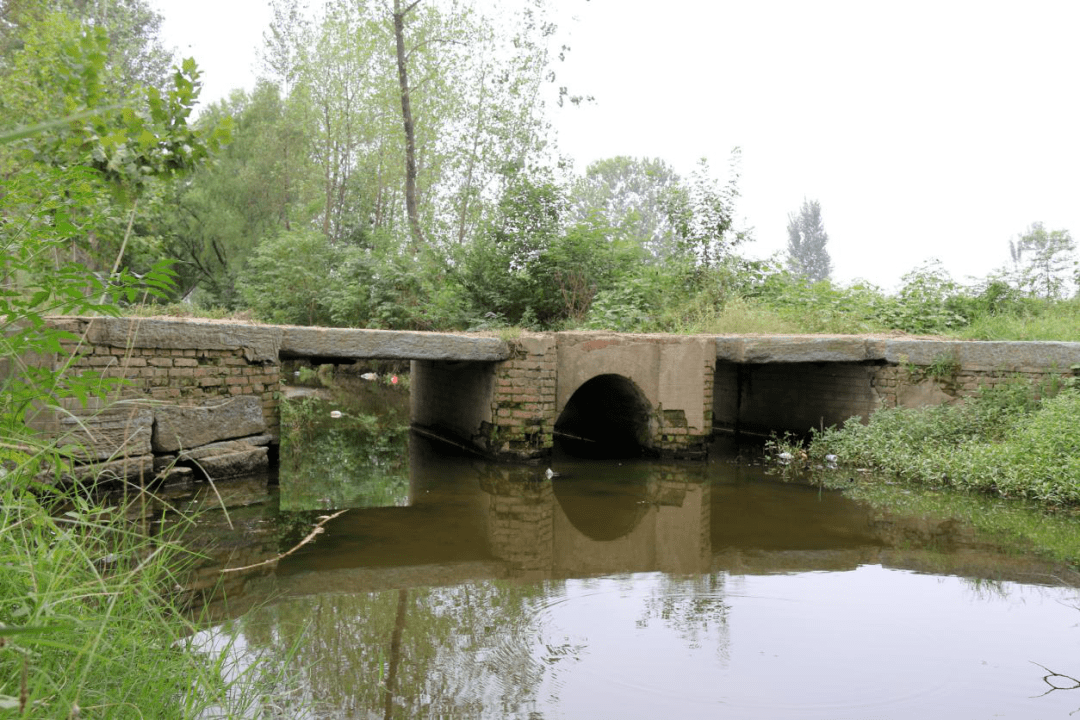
[393,0,425,251]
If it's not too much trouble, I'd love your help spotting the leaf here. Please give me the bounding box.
[0,623,67,637]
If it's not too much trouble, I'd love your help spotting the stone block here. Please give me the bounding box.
[153,396,267,452]
[280,326,510,361]
[179,444,269,481]
[51,405,154,461]
[52,454,155,486]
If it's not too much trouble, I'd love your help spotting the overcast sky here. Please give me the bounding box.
[152,0,1080,291]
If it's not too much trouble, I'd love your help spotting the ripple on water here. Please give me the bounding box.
[468,568,1079,720]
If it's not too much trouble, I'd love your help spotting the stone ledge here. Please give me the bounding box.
[714,335,1080,368]
[49,316,282,363]
[153,396,267,452]
[280,326,510,361]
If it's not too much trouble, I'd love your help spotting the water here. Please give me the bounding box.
[181,384,1080,719]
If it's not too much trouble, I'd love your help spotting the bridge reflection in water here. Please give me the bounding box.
[175,430,1080,720]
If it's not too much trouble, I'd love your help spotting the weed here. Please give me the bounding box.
[924,352,961,381]
[807,378,1080,508]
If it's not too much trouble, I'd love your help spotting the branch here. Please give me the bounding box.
[220,510,347,573]
[404,36,467,63]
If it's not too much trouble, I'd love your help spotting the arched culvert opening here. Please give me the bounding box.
[555,374,654,458]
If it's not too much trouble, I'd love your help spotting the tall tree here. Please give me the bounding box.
[393,0,425,249]
[1009,222,1076,299]
[785,198,831,282]
[569,153,747,267]
[567,156,684,260]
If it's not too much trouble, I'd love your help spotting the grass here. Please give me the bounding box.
[838,479,1080,567]
[952,298,1080,341]
[791,380,1080,508]
[0,453,282,717]
[121,302,255,322]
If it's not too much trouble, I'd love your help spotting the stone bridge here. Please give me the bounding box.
[34,317,1080,476]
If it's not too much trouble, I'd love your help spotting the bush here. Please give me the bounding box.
[808,380,1080,507]
[238,229,341,325]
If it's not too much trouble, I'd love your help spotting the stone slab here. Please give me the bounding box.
[714,335,1080,369]
[182,446,269,480]
[876,339,1080,371]
[280,326,510,361]
[153,396,267,452]
[178,439,265,460]
[51,406,154,461]
[54,454,155,485]
[49,316,282,363]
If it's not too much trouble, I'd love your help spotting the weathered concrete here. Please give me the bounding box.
[280,326,510,361]
[713,361,881,436]
[715,334,1080,371]
[711,334,1080,435]
[61,316,283,363]
[411,360,495,452]
[556,333,715,456]
[153,396,267,452]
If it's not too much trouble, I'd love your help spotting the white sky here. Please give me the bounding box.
[152,0,1080,291]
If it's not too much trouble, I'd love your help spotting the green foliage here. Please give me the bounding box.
[785,198,831,282]
[237,229,340,326]
[0,11,285,714]
[461,169,605,328]
[279,395,410,511]
[954,296,1080,342]
[0,6,230,287]
[807,380,1080,507]
[567,156,687,261]
[1009,221,1077,300]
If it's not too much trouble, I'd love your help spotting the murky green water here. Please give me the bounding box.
[181,381,1080,719]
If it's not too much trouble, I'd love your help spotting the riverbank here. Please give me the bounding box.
[766,378,1080,565]
[0,467,279,716]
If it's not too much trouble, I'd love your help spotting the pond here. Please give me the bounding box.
[179,375,1080,719]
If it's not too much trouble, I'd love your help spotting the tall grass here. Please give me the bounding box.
[952,298,1080,342]
[0,452,281,717]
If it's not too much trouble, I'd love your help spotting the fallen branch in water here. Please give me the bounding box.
[220,509,347,574]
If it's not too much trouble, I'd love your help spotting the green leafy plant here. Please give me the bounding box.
[807,379,1080,508]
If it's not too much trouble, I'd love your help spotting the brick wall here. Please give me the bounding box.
[487,335,557,459]
[479,469,554,573]
[410,359,494,449]
[872,364,1073,409]
[57,336,280,439]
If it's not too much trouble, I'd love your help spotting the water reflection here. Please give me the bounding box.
[178,410,1080,718]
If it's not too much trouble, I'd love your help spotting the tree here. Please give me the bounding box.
[785,198,832,282]
[569,153,747,268]
[1009,222,1076,299]
[393,0,425,249]
[567,156,685,260]
[0,7,229,286]
[0,0,174,95]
